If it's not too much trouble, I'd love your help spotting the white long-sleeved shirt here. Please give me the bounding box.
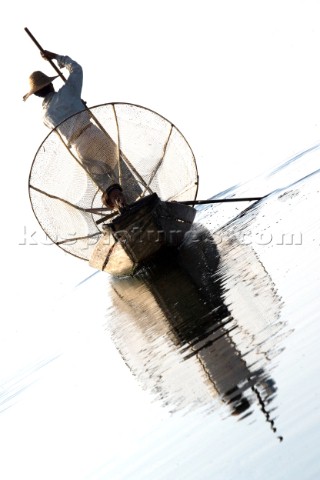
[42,55,91,140]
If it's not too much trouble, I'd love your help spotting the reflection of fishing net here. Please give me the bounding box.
[29,103,199,261]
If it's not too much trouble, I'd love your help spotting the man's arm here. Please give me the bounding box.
[41,50,83,96]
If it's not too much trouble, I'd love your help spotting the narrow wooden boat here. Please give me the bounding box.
[89,193,196,276]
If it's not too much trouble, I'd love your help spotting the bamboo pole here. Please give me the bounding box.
[84,196,263,216]
[178,197,263,205]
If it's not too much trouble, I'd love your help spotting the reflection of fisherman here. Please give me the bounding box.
[23,50,126,211]
[110,223,282,428]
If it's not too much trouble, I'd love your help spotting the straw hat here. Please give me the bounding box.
[23,71,59,101]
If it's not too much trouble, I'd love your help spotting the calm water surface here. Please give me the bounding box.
[104,147,320,479]
[1,146,320,479]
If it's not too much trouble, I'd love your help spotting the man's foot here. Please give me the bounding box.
[102,184,126,211]
[108,188,126,211]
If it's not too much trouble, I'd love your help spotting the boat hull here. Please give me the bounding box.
[89,193,196,276]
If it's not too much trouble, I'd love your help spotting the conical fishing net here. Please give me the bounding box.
[29,102,199,261]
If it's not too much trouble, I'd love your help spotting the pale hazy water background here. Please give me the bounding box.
[1,145,320,479]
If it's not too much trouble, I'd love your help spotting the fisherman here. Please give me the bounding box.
[23,50,126,211]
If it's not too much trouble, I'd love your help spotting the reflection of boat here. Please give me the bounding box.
[89,193,196,276]
[108,222,284,428]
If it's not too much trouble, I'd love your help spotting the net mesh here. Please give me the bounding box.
[29,102,199,261]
